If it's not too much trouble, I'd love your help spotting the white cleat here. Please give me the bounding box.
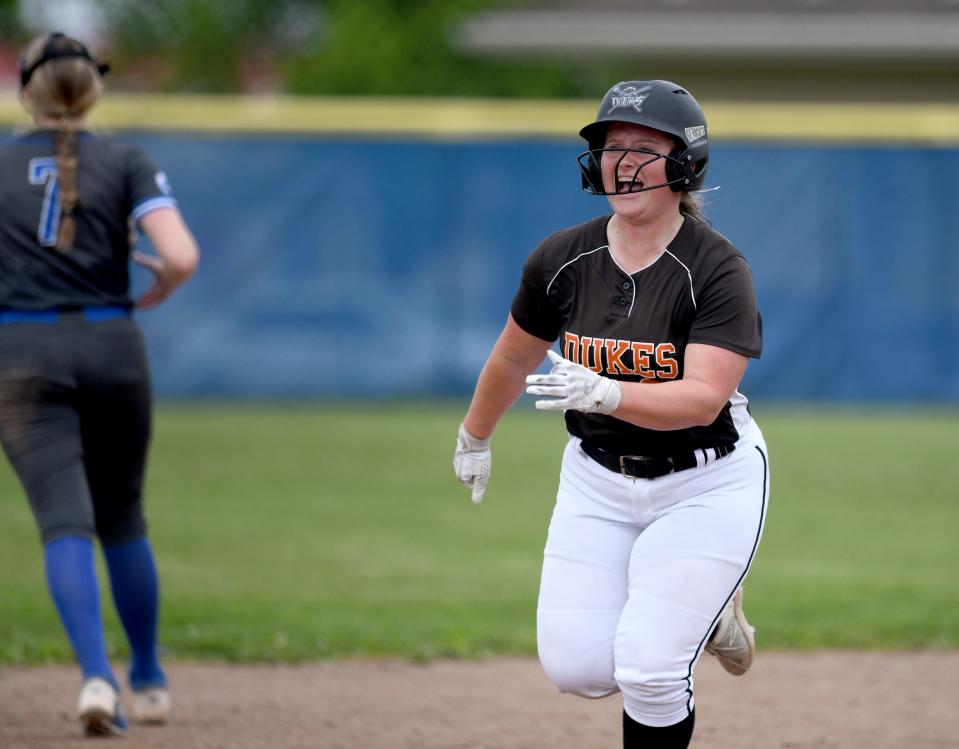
[77,677,127,736]
[131,686,171,724]
[705,586,756,676]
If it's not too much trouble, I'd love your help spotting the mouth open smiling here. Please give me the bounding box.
[616,177,645,193]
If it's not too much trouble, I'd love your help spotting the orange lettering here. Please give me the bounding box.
[631,342,656,379]
[604,339,633,375]
[566,332,680,380]
[563,332,581,364]
[655,343,679,379]
[581,337,604,372]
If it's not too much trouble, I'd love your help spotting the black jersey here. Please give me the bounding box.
[0,130,177,310]
[511,213,762,456]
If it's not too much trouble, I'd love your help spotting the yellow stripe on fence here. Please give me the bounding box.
[1,93,957,143]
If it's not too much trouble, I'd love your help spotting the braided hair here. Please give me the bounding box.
[19,34,106,252]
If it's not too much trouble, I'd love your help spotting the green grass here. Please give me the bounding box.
[0,403,956,664]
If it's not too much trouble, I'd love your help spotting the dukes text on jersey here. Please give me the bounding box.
[563,332,678,380]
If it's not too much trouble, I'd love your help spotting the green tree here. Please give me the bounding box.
[92,0,617,97]
[94,0,300,92]
[283,0,579,97]
[0,0,25,41]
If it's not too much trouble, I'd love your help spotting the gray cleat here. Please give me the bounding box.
[705,586,756,676]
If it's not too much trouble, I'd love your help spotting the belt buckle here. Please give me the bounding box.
[619,454,672,480]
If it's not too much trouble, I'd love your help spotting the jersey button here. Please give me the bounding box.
[622,281,631,290]
[617,297,628,306]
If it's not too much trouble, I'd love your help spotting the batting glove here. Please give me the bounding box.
[453,422,491,504]
[526,350,623,414]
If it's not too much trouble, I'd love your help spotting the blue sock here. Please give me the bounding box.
[43,536,116,687]
[103,536,166,690]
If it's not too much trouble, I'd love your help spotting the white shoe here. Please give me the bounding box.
[131,687,171,724]
[704,586,756,676]
[77,677,127,736]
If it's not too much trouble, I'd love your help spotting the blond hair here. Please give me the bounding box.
[680,191,706,223]
[20,34,105,252]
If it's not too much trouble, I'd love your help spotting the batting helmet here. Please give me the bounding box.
[577,80,708,195]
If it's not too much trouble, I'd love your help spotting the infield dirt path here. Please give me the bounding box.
[2,652,957,748]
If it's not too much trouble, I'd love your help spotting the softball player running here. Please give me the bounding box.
[454,80,769,748]
[0,33,199,736]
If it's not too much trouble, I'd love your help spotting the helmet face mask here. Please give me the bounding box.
[577,80,709,195]
[577,147,691,196]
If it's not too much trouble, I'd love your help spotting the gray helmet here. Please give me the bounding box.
[578,80,708,194]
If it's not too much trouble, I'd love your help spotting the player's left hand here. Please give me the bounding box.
[526,350,622,414]
[131,250,176,309]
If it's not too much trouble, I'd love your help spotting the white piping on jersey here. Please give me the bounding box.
[131,196,178,221]
[664,249,697,310]
[546,245,643,317]
[545,245,609,296]
[546,244,698,319]
[604,248,637,317]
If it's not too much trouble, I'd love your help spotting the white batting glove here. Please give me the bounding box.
[525,350,623,414]
[453,423,491,504]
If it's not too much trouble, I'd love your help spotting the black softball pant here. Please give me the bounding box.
[0,316,151,545]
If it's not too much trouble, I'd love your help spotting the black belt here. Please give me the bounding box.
[579,439,735,480]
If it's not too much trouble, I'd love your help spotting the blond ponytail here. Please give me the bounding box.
[53,122,80,252]
[19,34,105,252]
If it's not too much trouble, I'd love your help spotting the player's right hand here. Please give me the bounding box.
[453,422,491,504]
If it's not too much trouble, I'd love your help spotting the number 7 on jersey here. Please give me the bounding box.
[28,157,60,247]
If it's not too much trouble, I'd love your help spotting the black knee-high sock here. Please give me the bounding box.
[623,708,695,748]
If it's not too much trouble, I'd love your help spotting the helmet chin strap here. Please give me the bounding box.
[578,148,687,196]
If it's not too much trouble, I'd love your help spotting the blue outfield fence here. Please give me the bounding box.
[6,131,959,400]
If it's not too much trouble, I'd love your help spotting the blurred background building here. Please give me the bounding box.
[3,0,958,99]
[457,0,959,102]
[1,0,957,401]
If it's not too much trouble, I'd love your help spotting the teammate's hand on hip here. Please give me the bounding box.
[131,250,176,309]
[526,350,622,414]
[453,423,491,504]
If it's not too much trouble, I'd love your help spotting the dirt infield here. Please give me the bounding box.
[1,652,957,748]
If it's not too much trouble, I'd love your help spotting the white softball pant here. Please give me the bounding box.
[536,420,769,727]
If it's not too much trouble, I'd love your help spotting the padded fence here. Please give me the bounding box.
[6,131,959,400]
